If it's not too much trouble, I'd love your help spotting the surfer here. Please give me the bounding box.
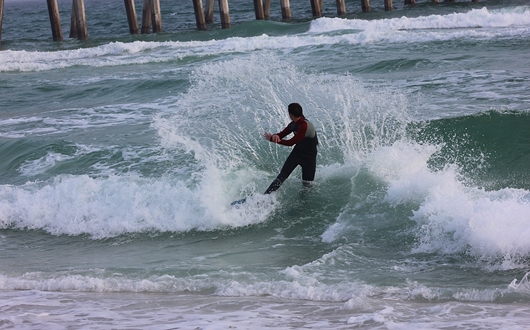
[263,103,318,194]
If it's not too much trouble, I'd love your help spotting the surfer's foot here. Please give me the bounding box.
[231,198,247,206]
[302,180,313,188]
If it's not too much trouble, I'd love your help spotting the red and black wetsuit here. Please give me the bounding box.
[264,117,318,194]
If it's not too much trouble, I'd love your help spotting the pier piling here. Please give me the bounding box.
[205,0,215,24]
[263,0,271,19]
[140,0,163,34]
[361,0,370,12]
[69,5,77,38]
[219,0,231,29]
[336,0,347,15]
[0,0,4,50]
[72,0,88,40]
[192,0,207,30]
[385,0,393,10]
[310,0,322,17]
[141,0,151,33]
[404,0,416,4]
[47,0,63,41]
[253,0,265,20]
[150,0,162,33]
[281,0,291,20]
[124,0,139,34]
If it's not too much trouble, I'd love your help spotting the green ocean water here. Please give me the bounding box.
[1,0,530,328]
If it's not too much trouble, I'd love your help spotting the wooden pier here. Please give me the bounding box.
[0,0,4,50]
[0,0,480,49]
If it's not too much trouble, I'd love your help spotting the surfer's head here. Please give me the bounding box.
[288,103,304,119]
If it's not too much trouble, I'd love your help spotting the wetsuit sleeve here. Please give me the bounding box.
[276,124,292,140]
[278,122,307,147]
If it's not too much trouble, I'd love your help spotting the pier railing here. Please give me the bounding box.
[0,0,481,50]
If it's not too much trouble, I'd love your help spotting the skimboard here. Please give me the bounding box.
[230,198,247,206]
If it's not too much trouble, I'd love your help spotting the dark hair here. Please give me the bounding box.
[288,103,304,118]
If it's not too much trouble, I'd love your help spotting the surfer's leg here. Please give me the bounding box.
[264,177,284,194]
[300,154,316,187]
[264,153,299,194]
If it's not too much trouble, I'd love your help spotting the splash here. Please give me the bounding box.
[370,140,530,269]
[153,53,411,169]
[0,174,277,238]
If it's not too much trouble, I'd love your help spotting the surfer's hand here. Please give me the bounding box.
[264,132,280,143]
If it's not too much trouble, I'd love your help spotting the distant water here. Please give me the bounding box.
[1,0,530,328]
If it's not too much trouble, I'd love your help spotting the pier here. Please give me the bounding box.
[0,0,4,50]
[0,0,480,50]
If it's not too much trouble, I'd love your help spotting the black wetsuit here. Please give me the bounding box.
[264,117,318,194]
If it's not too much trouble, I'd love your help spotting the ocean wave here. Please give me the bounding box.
[411,183,530,267]
[0,174,277,238]
[309,6,530,33]
[368,139,530,269]
[319,131,530,270]
[0,104,153,138]
[0,268,525,304]
[0,53,410,238]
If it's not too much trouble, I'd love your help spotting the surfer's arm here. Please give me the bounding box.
[264,123,292,143]
[278,122,307,147]
[276,125,292,140]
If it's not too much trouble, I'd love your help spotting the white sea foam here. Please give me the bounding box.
[309,6,530,33]
[1,7,528,72]
[17,144,105,177]
[0,262,524,304]
[344,301,530,329]
[0,104,154,138]
[509,271,530,294]
[321,138,530,269]
[0,173,277,238]
[0,41,166,72]
[0,273,211,293]
[18,152,75,176]
[366,141,530,269]
[1,289,529,330]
